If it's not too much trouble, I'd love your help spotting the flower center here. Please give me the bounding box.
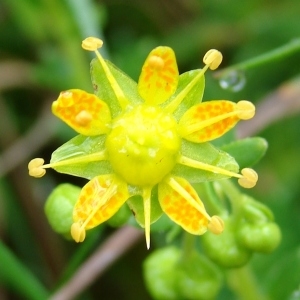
[105,105,181,186]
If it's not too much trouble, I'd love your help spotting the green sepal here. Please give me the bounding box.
[91,58,143,118]
[177,251,223,300]
[126,186,163,228]
[163,69,205,120]
[221,137,268,168]
[50,134,112,180]
[173,140,239,183]
[45,183,81,238]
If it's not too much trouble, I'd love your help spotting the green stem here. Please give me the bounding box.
[216,38,300,76]
[0,241,49,300]
[227,266,269,300]
[217,179,243,218]
[181,232,196,261]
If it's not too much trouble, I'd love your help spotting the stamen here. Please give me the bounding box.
[148,55,165,70]
[166,177,211,220]
[28,152,107,178]
[238,168,258,188]
[58,91,74,107]
[165,49,223,113]
[236,100,255,120]
[143,188,152,249]
[71,222,86,243]
[28,158,46,178]
[178,156,258,188]
[203,49,223,70]
[82,37,129,111]
[207,215,224,234]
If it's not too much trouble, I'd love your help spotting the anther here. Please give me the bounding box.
[71,222,86,243]
[208,215,224,234]
[203,49,223,70]
[236,100,255,120]
[75,110,93,126]
[82,37,103,51]
[238,168,258,188]
[28,158,46,178]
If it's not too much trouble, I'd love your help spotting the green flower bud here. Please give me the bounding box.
[143,246,181,300]
[202,219,252,268]
[237,222,281,253]
[177,251,223,300]
[45,183,80,238]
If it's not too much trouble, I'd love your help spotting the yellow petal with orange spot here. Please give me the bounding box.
[179,100,239,142]
[158,177,209,235]
[138,47,179,105]
[73,175,129,230]
[52,89,111,136]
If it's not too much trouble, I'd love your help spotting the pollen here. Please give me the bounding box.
[28,158,46,178]
[208,215,224,234]
[148,55,165,71]
[203,49,223,70]
[82,37,103,51]
[236,100,255,120]
[238,168,258,188]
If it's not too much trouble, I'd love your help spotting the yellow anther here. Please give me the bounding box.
[82,37,103,51]
[75,110,93,126]
[236,100,255,120]
[58,91,74,107]
[208,215,224,234]
[203,49,223,70]
[28,158,46,178]
[238,168,258,188]
[148,55,165,70]
[71,222,86,243]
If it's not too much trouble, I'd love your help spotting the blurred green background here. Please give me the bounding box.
[1,0,300,299]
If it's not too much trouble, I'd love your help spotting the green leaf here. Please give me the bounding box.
[221,137,268,168]
[127,186,163,228]
[51,134,112,180]
[173,140,239,183]
[91,58,143,117]
[163,69,205,120]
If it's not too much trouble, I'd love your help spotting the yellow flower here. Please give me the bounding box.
[29,37,257,248]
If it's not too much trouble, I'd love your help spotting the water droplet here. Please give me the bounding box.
[219,70,246,92]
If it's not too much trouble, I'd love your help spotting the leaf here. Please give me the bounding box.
[173,140,239,183]
[221,137,268,168]
[91,58,143,117]
[51,134,112,180]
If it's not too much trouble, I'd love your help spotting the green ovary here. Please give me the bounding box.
[106,105,181,187]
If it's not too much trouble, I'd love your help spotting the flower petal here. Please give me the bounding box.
[179,100,239,142]
[138,47,179,105]
[52,89,111,136]
[159,177,209,235]
[72,175,129,235]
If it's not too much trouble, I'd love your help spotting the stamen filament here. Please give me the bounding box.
[178,155,243,179]
[143,188,152,249]
[44,151,107,169]
[166,177,211,220]
[165,64,209,114]
[82,37,129,111]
